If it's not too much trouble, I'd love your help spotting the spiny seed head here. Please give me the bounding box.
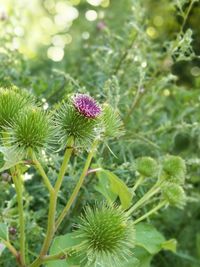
[101,104,124,139]
[55,98,101,147]
[136,157,158,178]
[162,183,186,208]
[0,87,33,129]
[74,204,135,266]
[7,108,54,155]
[73,94,101,118]
[161,155,186,184]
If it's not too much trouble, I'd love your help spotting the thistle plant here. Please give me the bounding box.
[74,205,135,267]
[0,87,188,267]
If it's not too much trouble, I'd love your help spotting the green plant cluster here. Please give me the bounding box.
[0,0,200,267]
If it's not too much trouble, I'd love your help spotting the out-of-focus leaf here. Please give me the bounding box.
[0,223,8,241]
[0,243,5,256]
[46,233,82,267]
[95,171,118,203]
[97,169,132,209]
[161,239,177,252]
[0,147,23,172]
[135,223,165,254]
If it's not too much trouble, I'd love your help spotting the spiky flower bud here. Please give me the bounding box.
[135,157,158,178]
[161,155,186,184]
[55,95,101,147]
[7,108,54,155]
[73,94,101,118]
[162,183,186,208]
[74,205,135,266]
[101,104,124,139]
[0,88,33,129]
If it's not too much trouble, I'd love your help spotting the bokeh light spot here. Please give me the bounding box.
[85,10,97,21]
[87,0,102,6]
[47,46,64,62]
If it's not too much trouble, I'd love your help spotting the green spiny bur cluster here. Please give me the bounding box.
[54,102,100,147]
[0,88,123,157]
[0,87,33,129]
[8,108,54,155]
[161,155,186,184]
[135,156,158,178]
[74,204,135,267]
[162,183,186,208]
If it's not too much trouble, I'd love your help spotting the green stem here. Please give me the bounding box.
[42,251,67,262]
[126,182,162,216]
[181,0,196,33]
[55,139,99,231]
[133,200,167,224]
[31,153,54,193]
[131,176,144,193]
[29,137,74,267]
[11,167,26,266]
[2,240,18,259]
[54,136,74,193]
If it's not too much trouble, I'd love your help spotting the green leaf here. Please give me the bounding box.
[135,223,165,254]
[0,223,8,241]
[0,152,5,168]
[98,169,132,209]
[0,243,6,256]
[46,233,83,267]
[95,171,118,203]
[0,147,23,172]
[161,239,177,253]
[123,247,152,267]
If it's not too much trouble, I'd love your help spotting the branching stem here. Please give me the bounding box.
[55,139,99,231]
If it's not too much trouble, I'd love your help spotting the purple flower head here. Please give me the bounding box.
[73,94,101,118]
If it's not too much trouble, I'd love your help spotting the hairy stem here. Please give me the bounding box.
[54,136,74,193]
[126,181,162,216]
[42,251,67,262]
[55,139,99,231]
[181,0,196,33]
[2,240,20,263]
[11,167,26,266]
[133,200,167,224]
[131,176,144,194]
[29,137,74,267]
[31,153,54,193]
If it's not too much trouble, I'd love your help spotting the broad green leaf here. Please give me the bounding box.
[161,239,177,253]
[46,233,82,267]
[0,223,8,241]
[98,169,132,209]
[123,247,152,267]
[0,147,23,172]
[135,223,165,254]
[95,171,117,203]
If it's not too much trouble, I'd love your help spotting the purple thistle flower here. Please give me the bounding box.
[73,94,101,118]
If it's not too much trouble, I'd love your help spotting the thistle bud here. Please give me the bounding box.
[162,183,186,208]
[0,88,33,129]
[55,94,101,147]
[7,108,54,155]
[161,155,186,184]
[74,204,135,266]
[135,157,158,178]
